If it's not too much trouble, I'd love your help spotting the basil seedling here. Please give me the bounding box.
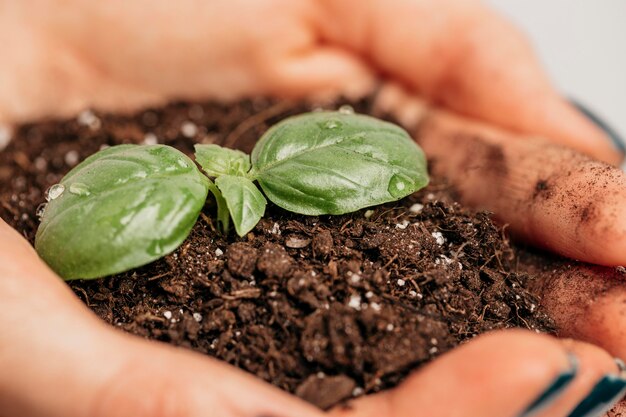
[35,145,209,280]
[196,111,428,236]
[35,111,428,280]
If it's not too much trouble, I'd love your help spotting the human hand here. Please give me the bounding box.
[2,0,626,416]
[375,85,626,267]
[0,0,620,164]
[374,85,626,415]
[2,218,626,417]
[0,221,332,417]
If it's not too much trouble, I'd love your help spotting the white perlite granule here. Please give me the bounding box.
[409,203,424,213]
[432,231,445,245]
[348,294,362,310]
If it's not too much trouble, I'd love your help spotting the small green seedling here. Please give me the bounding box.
[35,111,429,280]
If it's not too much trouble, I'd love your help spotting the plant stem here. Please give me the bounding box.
[208,181,230,234]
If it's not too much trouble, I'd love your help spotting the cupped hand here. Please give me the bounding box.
[2,219,625,417]
[2,0,626,416]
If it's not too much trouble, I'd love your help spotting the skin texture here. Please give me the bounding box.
[1,1,626,416]
[380,90,626,266]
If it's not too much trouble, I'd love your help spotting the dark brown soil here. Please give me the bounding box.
[0,97,553,409]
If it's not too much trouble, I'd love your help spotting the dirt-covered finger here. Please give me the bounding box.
[520,252,626,362]
[412,110,626,266]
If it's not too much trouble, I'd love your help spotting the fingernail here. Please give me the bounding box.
[519,354,578,417]
[570,99,626,155]
[567,374,626,417]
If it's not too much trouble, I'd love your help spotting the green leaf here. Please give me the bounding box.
[215,175,267,237]
[35,145,209,280]
[195,144,250,177]
[250,112,428,215]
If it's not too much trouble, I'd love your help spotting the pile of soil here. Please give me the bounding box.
[0,98,553,409]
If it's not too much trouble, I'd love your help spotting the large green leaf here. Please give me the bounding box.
[250,112,429,215]
[215,175,267,237]
[35,145,209,280]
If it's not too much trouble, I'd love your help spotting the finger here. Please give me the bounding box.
[0,219,324,417]
[521,96,623,166]
[417,109,626,266]
[373,85,626,266]
[331,330,621,417]
[551,340,624,417]
[262,46,376,101]
[318,0,621,164]
[519,256,626,416]
[520,252,626,363]
[2,0,374,123]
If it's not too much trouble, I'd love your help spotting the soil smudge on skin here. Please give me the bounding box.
[0,97,553,409]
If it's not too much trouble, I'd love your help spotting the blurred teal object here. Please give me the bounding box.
[572,99,625,155]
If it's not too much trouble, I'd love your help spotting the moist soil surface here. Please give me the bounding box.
[0,98,553,409]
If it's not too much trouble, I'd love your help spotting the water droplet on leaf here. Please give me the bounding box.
[147,146,167,156]
[324,119,341,129]
[338,105,354,114]
[45,184,65,201]
[36,203,47,220]
[387,174,408,198]
[69,183,90,196]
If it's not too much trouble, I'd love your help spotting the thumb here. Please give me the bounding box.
[84,335,326,417]
[332,330,622,417]
[0,219,324,417]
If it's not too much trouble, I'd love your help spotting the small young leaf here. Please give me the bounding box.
[35,145,209,280]
[250,112,428,215]
[215,175,267,237]
[195,144,250,177]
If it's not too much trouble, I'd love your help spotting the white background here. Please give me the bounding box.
[488,0,625,140]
